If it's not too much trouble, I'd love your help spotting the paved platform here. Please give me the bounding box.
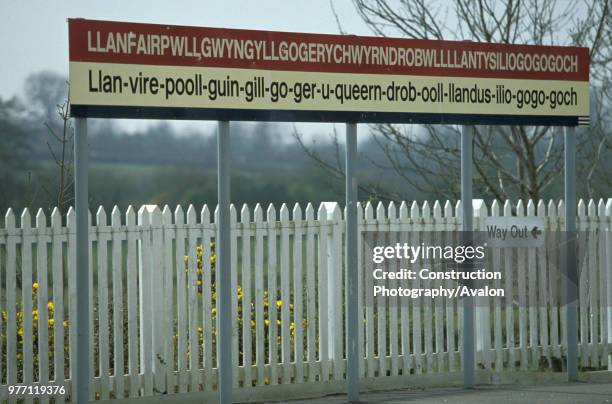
[275,382,612,404]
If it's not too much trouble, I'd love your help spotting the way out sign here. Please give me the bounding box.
[485,216,546,247]
[69,19,589,126]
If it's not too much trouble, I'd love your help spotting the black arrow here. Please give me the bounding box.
[531,226,542,239]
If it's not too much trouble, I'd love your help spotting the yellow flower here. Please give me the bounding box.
[264,319,270,326]
[184,255,189,262]
[48,318,54,327]
[32,309,38,316]
[276,319,281,326]
[63,320,69,328]
[47,302,54,312]
[32,282,39,291]
[17,328,23,337]
[197,280,202,287]
[198,326,203,333]
[276,300,282,310]
[250,320,255,328]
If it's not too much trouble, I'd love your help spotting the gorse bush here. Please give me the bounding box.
[4,241,308,388]
[183,241,309,385]
[1,282,70,382]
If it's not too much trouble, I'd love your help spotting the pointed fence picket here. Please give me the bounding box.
[0,199,611,401]
[587,200,599,368]
[253,204,266,386]
[292,203,304,384]
[111,206,125,399]
[398,202,411,375]
[548,200,560,360]
[240,204,253,387]
[304,203,317,383]
[125,206,139,397]
[516,200,529,369]
[537,200,549,367]
[491,201,503,372]
[50,208,65,403]
[317,203,330,382]
[527,200,538,368]
[443,200,456,372]
[200,205,213,391]
[432,201,444,373]
[279,204,291,384]
[410,201,423,375]
[578,200,589,368]
[388,202,399,377]
[161,205,174,394]
[421,202,434,373]
[503,200,516,370]
[375,202,387,377]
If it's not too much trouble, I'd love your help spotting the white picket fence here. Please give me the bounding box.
[0,198,611,402]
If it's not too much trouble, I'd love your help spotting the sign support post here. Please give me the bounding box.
[345,123,359,402]
[74,117,90,403]
[564,126,578,381]
[217,121,232,403]
[461,124,475,388]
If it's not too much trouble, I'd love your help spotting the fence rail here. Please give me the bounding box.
[0,198,611,401]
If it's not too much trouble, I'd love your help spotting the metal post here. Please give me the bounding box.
[74,117,90,403]
[564,126,578,381]
[461,125,475,388]
[345,123,359,402]
[217,121,232,403]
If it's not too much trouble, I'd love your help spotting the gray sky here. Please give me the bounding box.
[0,0,371,135]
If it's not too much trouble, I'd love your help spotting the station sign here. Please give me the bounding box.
[69,19,589,126]
[485,217,545,247]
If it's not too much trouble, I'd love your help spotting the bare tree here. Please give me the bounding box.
[43,91,74,212]
[300,0,611,202]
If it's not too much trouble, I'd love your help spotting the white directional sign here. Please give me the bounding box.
[485,216,545,247]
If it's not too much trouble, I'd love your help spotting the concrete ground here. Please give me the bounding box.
[274,382,612,404]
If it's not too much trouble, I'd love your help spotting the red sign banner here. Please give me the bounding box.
[68,19,590,126]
